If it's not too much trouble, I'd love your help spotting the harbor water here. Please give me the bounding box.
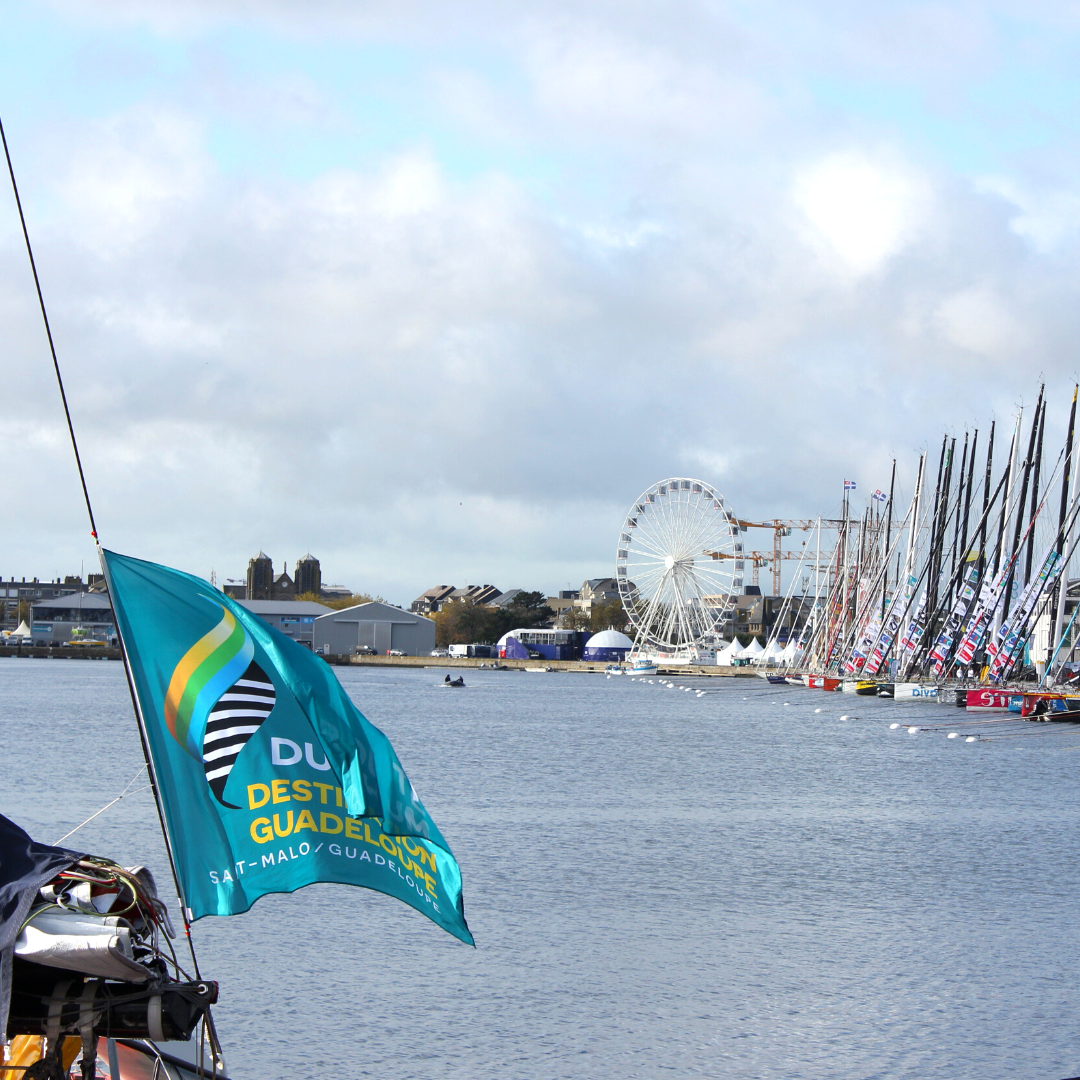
[3,658,1080,1079]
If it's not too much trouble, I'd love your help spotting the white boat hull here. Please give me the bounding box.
[894,682,939,701]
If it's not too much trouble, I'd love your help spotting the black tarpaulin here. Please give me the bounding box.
[0,813,82,1038]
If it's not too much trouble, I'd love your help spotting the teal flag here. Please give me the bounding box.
[102,550,473,945]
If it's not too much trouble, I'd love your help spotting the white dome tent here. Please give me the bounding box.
[582,629,634,662]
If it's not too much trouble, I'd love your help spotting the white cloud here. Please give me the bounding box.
[935,286,1028,356]
[976,175,1080,253]
[7,2,1080,600]
[792,151,933,276]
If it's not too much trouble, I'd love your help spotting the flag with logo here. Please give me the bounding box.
[102,550,473,945]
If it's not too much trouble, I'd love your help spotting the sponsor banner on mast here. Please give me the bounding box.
[865,575,918,676]
[988,547,1061,681]
[928,566,980,675]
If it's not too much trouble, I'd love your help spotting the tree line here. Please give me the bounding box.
[431,594,630,647]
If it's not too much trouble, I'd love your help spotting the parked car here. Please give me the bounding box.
[430,649,450,657]
[354,645,377,656]
[387,649,406,657]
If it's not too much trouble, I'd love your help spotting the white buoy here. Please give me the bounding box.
[947,732,959,739]
[889,723,900,729]
[840,714,849,721]
[908,726,920,734]
[966,736,977,743]
[684,687,691,692]
[783,702,791,706]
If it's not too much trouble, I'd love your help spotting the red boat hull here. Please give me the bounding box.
[966,688,1011,711]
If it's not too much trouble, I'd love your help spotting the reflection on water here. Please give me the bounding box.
[3,658,1079,1079]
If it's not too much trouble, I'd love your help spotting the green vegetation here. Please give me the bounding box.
[432,591,554,647]
[296,591,384,610]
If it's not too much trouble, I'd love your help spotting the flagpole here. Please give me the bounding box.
[2,112,224,1064]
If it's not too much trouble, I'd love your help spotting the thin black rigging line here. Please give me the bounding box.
[0,113,98,539]
[1,113,224,1068]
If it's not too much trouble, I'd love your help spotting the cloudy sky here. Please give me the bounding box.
[3,0,1080,604]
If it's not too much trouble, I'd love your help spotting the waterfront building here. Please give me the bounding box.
[236,599,332,648]
[1,577,83,629]
[314,602,435,656]
[29,592,116,645]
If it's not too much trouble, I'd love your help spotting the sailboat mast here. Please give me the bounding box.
[1049,387,1079,672]
[881,459,896,617]
[993,411,1022,579]
[1003,389,1043,621]
[950,433,969,588]
[978,422,995,580]
[1024,400,1046,584]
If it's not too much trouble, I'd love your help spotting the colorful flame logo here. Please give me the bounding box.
[164,607,275,807]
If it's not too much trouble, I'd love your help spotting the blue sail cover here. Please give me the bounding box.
[103,551,472,945]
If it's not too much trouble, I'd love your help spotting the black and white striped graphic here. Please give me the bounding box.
[202,660,276,808]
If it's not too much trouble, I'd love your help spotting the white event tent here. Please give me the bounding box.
[716,640,742,664]
[736,638,764,660]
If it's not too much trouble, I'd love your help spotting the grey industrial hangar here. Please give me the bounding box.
[313,601,435,656]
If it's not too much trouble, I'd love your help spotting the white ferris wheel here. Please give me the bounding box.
[616,478,742,656]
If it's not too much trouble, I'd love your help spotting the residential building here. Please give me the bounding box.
[314,602,435,656]
[546,590,579,621]
[491,588,525,608]
[578,578,620,611]
[410,585,457,615]
[236,599,332,648]
[443,585,502,607]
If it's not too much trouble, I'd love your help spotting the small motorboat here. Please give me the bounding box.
[441,675,466,687]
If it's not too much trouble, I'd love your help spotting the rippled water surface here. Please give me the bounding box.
[3,658,1080,1079]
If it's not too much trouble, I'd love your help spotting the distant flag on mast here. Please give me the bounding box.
[872,490,887,502]
[844,480,857,491]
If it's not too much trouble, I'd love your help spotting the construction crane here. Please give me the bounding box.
[707,518,847,594]
[706,548,832,589]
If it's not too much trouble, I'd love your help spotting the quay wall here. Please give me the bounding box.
[0,646,121,660]
[335,655,758,677]
[0,645,759,678]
